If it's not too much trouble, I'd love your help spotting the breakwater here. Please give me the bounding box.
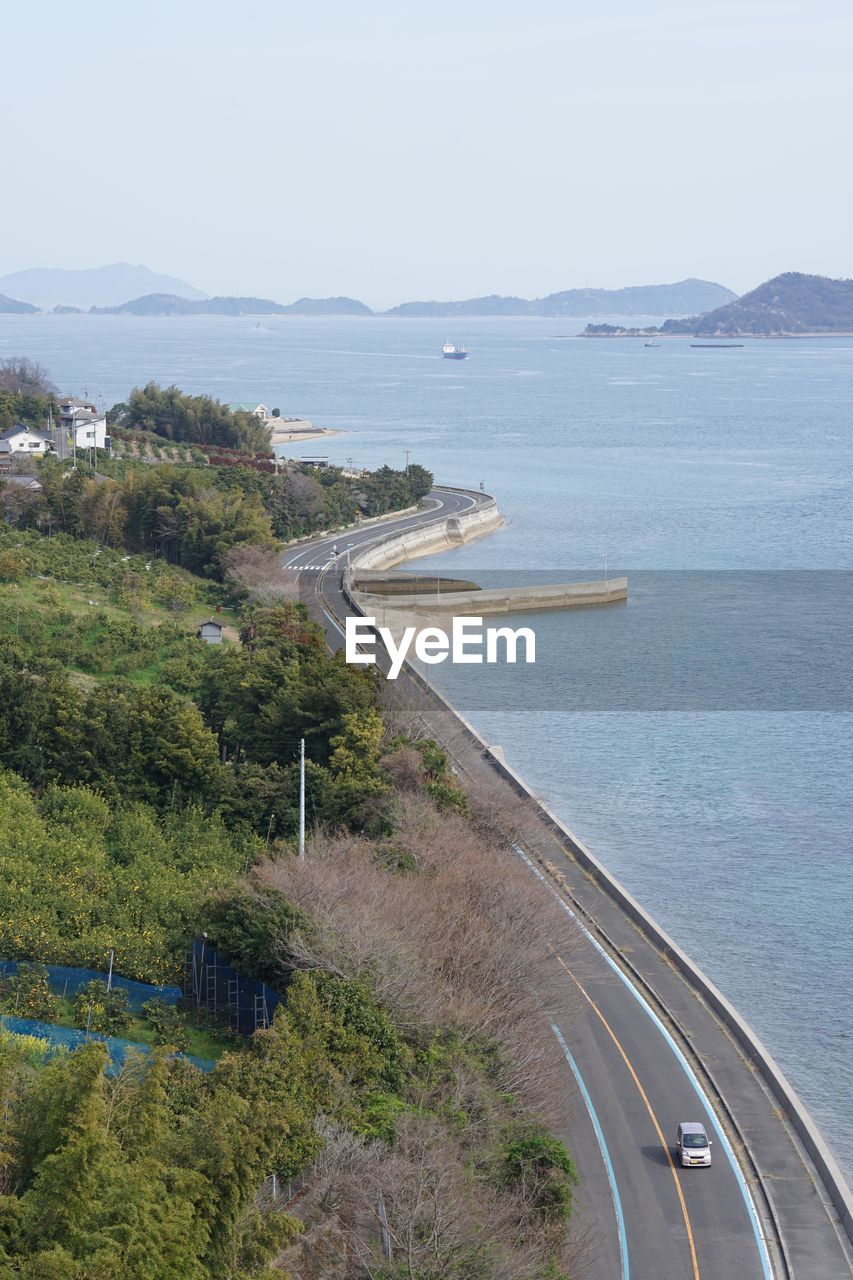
[347,489,627,616]
[352,575,628,618]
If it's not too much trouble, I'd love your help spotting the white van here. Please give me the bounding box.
[676,1122,712,1167]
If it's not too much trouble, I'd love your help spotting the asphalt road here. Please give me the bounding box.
[279,485,479,572]
[288,487,852,1280]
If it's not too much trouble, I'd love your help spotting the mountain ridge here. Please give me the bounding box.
[659,272,853,335]
[0,263,208,309]
[386,278,736,318]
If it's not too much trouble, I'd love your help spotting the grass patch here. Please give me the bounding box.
[50,995,234,1061]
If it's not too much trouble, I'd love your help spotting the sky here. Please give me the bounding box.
[3,0,852,308]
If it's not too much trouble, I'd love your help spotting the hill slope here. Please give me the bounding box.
[386,279,735,318]
[663,272,853,336]
[0,293,38,314]
[0,263,208,308]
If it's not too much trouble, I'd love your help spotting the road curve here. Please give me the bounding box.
[284,487,853,1280]
[280,485,479,571]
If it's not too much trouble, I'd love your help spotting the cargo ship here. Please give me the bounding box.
[442,341,469,360]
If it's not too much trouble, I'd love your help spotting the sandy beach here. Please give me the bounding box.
[269,425,343,445]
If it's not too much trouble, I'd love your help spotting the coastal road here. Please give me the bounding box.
[287,489,853,1280]
[279,484,480,572]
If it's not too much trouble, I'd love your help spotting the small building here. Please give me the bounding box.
[197,618,224,645]
[228,402,277,423]
[0,425,52,457]
[0,474,43,490]
[58,399,108,452]
[300,455,330,468]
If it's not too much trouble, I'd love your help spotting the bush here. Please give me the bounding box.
[0,1026,51,1067]
[502,1128,578,1222]
[425,778,469,814]
[72,980,132,1034]
[141,998,190,1052]
[0,549,30,583]
[0,963,58,1020]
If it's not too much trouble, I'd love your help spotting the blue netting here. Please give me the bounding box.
[0,1014,215,1073]
[0,960,181,1010]
[186,939,281,1036]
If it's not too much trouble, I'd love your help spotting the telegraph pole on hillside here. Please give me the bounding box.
[298,738,306,859]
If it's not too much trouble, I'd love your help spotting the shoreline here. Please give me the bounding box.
[270,426,343,445]
[331,492,853,1259]
[581,330,853,340]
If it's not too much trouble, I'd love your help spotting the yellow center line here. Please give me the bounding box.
[554,951,701,1280]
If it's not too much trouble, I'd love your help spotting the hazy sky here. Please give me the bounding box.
[4,0,852,307]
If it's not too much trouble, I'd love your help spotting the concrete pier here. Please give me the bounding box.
[351,575,628,620]
[347,493,628,617]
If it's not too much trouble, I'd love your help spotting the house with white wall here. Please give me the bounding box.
[58,399,108,451]
[0,425,52,457]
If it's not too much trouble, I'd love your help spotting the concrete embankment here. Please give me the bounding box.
[352,575,628,618]
[406,678,853,1254]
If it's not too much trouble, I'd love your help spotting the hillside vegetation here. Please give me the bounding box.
[0,515,583,1277]
[0,360,585,1275]
[662,271,853,336]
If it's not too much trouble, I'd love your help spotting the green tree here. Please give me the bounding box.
[72,981,132,1035]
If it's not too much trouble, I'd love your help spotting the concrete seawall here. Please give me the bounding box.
[352,575,628,618]
[352,497,504,571]
[335,531,853,1250]
[348,492,627,616]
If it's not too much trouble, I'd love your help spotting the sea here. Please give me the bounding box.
[2,313,851,1174]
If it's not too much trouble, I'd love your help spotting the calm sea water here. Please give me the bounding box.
[2,314,851,1172]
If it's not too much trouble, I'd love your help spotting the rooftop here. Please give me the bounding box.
[0,424,51,442]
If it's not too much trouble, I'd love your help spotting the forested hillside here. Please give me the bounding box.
[0,368,581,1277]
[661,271,853,335]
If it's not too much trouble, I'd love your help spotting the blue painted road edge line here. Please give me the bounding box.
[515,845,775,1280]
[552,1021,630,1280]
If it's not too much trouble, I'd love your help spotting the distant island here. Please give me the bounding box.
[91,293,373,317]
[384,278,736,318]
[0,265,734,318]
[7,269,853,333]
[582,273,853,338]
[0,262,207,309]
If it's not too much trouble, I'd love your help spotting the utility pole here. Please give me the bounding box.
[298,738,306,859]
[378,1190,393,1262]
[405,448,411,476]
[106,949,114,992]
